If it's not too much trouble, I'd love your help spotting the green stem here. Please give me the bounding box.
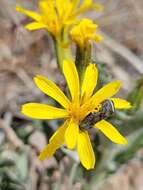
[75,43,92,84]
[54,36,72,71]
[127,75,143,112]
[68,162,79,188]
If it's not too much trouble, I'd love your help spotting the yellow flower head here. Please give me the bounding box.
[16,0,103,37]
[70,18,103,48]
[22,60,131,170]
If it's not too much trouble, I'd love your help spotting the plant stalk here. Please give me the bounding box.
[75,43,92,84]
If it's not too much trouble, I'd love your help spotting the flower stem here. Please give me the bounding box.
[54,36,72,71]
[75,43,92,84]
[68,162,79,188]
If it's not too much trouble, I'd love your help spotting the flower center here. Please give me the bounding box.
[67,102,84,123]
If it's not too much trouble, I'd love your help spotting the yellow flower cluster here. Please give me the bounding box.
[16,0,103,38]
[22,60,131,169]
[71,18,103,48]
[17,0,132,170]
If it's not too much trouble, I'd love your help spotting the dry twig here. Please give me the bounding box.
[0,112,23,148]
[100,31,143,73]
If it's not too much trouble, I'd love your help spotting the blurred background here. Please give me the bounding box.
[0,0,143,190]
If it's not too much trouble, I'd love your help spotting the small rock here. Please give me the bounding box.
[28,130,47,152]
[42,157,58,169]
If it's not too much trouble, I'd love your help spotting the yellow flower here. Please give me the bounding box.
[70,18,103,48]
[22,60,131,170]
[16,0,103,37]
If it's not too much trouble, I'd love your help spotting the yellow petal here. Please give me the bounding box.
[111,98,132,109]
[39,120,68,160]
[70,18,100,48]
[39,0,49,14]
[90,80,121,109]
[81,64,98,103]
[16,6,41,21]
[93,34,103,42]
[39,0,55,17]
[65,120,79,149]
[78,0,92,13]
[25,22,46,30]
[21,103,68,119]
[63,59,80,101]
[34,75,70,109]
[94,120,128,144]
[91,3,104,12]
[77,130,95,170]
[56,0,70,17]
[76,0,103,15]
[71,0,80,10]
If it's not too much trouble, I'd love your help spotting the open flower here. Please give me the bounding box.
[16,0,103,37]
[71,18,103,48]
[22,60,131,169]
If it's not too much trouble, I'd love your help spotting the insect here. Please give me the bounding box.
[80,99,115,130]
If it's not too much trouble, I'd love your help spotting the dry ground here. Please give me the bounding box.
[0,0,143,190]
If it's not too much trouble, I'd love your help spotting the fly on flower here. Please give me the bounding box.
[81,99,115,130]
[22,60,132,170]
